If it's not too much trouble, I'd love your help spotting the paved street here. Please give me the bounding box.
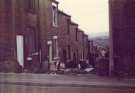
[0,73,135,93]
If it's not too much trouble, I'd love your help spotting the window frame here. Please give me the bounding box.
[52,2,58,27]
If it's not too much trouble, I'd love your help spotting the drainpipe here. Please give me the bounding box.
[109,0,114,76]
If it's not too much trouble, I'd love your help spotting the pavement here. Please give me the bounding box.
[0,73,135,93]
[0,73,135,88]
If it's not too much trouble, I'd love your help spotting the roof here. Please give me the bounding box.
[84,34,88,38]
[51,0,59,4]
[78,29,84,34]
[84,34,88,37]
[58,10,71,17]
[70,21,78,26]
[78,28,84,33]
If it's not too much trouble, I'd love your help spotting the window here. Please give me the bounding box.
[83,51,85,60]
[52,2,58,27]
[53,39,57,58]
[25,27,36,56]
[67,19,70,34]
[82,34,84,43]
[27,0,36,13]
[68,45,71,59]
[77,49,79,60]
[75,28,78,41]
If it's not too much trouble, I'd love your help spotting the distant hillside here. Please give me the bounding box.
[89,32,109,39]
[90,32,109,47]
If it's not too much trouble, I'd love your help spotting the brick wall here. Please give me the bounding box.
[77,30,84,61]
[58,11,71,63]
[83,34,89,60]
[109,0,135,75]
[0,0,91,72]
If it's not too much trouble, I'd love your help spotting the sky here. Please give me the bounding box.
[57,0,109,38]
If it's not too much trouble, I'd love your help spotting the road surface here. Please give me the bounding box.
[0,73,135,93]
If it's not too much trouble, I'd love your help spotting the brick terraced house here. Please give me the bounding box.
[0,0,92,73]
[57,11,71,69]
[83,34,89,62]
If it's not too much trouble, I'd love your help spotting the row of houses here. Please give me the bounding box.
[0,0,95,73]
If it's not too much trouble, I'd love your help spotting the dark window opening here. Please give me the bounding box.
[26,0,36,13]
[76,28,78,41]
[25,27,37,57]
[68,45,71,59]
[52,39,57,58]
[67,19,70,34]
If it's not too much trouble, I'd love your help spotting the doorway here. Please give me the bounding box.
[16,35,24,67]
